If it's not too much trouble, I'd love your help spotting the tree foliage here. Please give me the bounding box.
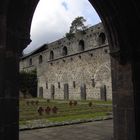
[19,69,37,98]
[66,16,88,40]
[65,32,75,40]
[70,16,87,33]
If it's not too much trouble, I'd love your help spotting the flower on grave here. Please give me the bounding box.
[69,100,73,106]
[52,106,58,114]
[35,100,39,105]
[73,100,77,106]
[37,106,44,115]
[45,106,51,115]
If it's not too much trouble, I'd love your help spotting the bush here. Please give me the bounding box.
[88,101,92,107]
[19,70,37,98]
[65,32,75,40]
[47,99,50,103]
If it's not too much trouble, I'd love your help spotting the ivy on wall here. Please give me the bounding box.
[19,69,37,98]
[65,16,88,40]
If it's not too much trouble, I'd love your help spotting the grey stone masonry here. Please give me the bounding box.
[20,22,112,100]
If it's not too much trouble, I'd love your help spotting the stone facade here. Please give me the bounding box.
[20,22,112,100]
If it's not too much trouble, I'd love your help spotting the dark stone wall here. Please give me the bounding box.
[111,56,136,140]
[0,14,19,140]
[132,44,140,140]
[0,0,39,140]
[89,0,140,139]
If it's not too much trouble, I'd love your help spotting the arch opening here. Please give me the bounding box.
[79,40,85,51]
[50,50,54,60]
[2,0,139,140]
[39,55,43,64]
[62,46,68,56]
[98,32,106,45]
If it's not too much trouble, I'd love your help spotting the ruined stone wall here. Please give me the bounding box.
[20,23,112,100]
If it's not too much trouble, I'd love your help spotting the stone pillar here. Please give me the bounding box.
[0,15,30,140]
[132,48,140,140]
[0,41,19,139]
[0,0,39,139]
[0,13,18,140]
[111,51,136,140]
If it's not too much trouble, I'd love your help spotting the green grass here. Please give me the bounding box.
[19,98,112,125]
[47,112,107,122]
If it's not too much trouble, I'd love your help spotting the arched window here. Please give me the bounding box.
[58,82,60,89]
[79,40,85,51]
[29,58,32,66]
[91,79,95,87]
[39,55,43,64]
[62,46,68,56]
[50,51,54,60]
[73,81,76,88]
[98,32,106,45]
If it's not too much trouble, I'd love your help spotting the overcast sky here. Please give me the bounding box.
[23,0,101,54]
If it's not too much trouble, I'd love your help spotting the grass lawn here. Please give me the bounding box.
[19,98,112,125]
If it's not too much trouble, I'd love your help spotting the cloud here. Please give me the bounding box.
[23,0,101,54]
[62,1,68,11]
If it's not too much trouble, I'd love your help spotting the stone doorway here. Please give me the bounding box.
[51,84,55,100]
[100,85,107,101]
[80,84,86,100]
[64,84,69,100]
[39,87,43,98]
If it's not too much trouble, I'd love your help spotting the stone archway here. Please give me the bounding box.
[50,84,55,100]
[0,0,140,140]
[80,83,86,100]
[94,63,112,100]
[39,87,43,98]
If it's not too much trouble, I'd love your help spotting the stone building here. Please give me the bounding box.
[20,22,112,100]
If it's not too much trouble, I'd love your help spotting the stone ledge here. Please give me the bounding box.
[19,115,113,131]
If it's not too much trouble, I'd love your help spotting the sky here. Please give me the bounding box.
[23,0,101,54]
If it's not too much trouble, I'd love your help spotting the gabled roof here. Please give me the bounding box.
[21,44,48,59]
[20,22,102,60]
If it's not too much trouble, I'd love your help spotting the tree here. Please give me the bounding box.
[19,69,37,98]
[70,16,87,33]
[65,16,88,40]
